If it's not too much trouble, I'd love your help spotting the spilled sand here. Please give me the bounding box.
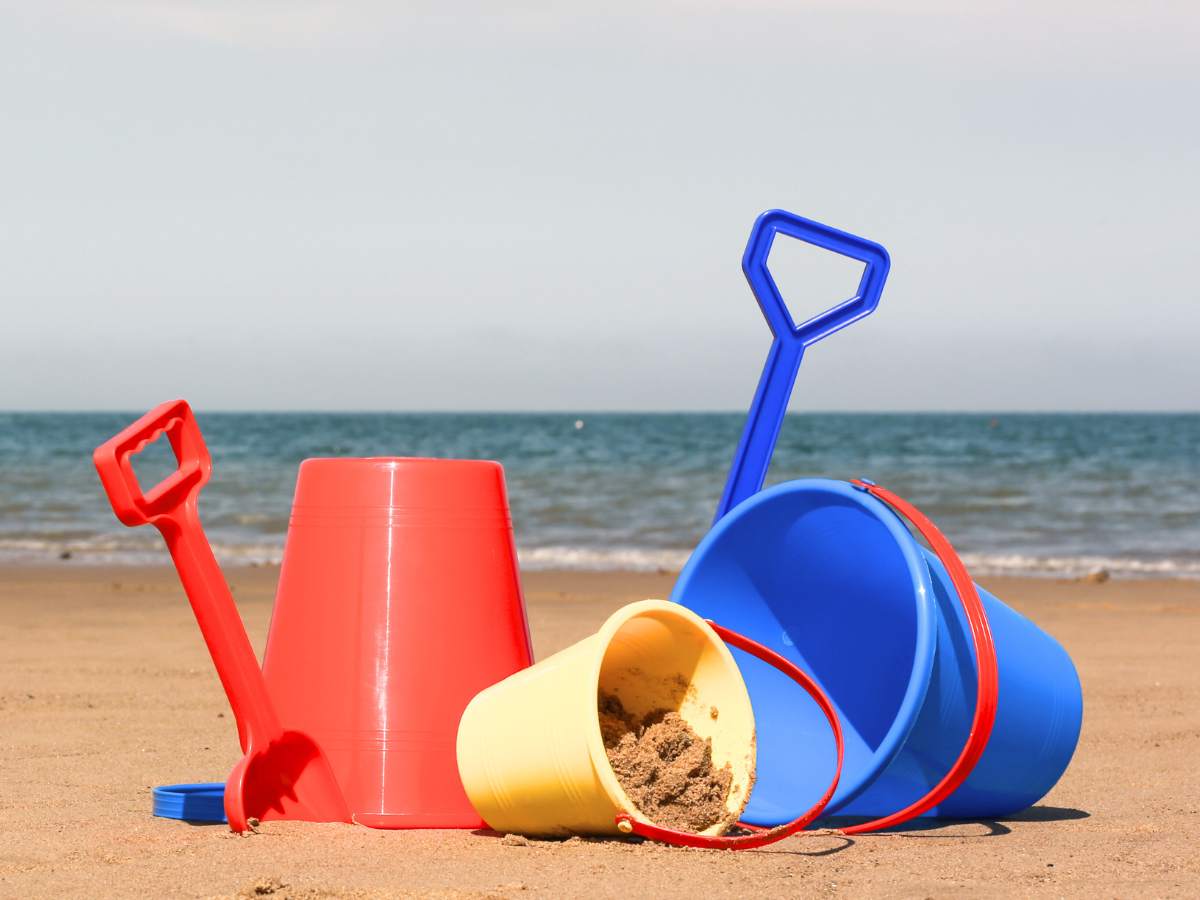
[0,566,1197,898]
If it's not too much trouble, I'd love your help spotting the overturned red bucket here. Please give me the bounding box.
[262,457,534,828]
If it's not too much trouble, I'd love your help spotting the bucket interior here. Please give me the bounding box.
[593,607,755,831]
[672,480,935,824]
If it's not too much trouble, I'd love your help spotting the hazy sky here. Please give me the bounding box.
[3,2,1197,411]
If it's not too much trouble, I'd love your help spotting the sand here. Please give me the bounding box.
[600,693,733,833]
[0,566,1197,898]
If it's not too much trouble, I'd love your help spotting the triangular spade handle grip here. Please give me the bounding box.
[716,210,891,522]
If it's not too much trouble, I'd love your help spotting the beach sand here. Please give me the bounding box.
[0,566,1196,898]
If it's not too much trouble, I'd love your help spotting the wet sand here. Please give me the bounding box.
[0,566,1196,898]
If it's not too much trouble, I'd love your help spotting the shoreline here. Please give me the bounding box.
[4,561,1199,584]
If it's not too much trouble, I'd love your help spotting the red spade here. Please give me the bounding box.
[94,399,350,832]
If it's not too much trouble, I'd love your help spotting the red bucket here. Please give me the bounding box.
[262,457,534,828]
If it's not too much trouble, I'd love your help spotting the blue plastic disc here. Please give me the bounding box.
[152,783,226,823]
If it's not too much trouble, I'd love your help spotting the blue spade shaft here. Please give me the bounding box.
[715,210,892,522]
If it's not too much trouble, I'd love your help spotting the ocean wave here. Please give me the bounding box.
[2,537,1197,579]
[517,545,692,572]
[0,536,286,566]
[959,552,1200,579]
[519,548,1200,579]
[0,536,694,572]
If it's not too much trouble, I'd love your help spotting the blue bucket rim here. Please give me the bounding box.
[672,477,938,813]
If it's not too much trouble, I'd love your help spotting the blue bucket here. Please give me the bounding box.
[675,209,1082,826]
[672,478,1083,825]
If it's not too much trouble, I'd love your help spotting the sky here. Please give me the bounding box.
[2,1,1197,411]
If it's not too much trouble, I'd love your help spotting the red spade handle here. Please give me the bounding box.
[94,401,283,753]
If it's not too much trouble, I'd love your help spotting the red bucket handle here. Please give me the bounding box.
[613,620,845,850]
[837,479,1000,834]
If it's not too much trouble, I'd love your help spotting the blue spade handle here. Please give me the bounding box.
[715,210,891,522]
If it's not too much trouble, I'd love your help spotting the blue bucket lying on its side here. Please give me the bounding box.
[672,478,1083,826]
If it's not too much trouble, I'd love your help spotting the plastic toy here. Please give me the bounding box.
[456,599,845,849]
[94,400,351,831]
[262,455,534,828]
[673,210,1083,829]
[151,783,226,823]
[95,402,535,830]
[716,209,890,521]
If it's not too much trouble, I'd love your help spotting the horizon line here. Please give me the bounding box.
[2,408,1198,416]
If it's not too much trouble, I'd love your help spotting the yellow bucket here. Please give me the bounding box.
[455,599,756,838]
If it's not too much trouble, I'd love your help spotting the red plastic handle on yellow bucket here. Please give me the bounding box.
[614,621,845,850]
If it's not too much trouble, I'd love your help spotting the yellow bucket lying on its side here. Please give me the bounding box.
[455,599,755,838]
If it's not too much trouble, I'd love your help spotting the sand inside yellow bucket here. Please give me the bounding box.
[599,691,733,832]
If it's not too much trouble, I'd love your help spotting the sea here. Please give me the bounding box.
[1,412,1197,579]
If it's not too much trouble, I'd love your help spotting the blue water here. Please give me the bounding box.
[1,412,1197,578]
